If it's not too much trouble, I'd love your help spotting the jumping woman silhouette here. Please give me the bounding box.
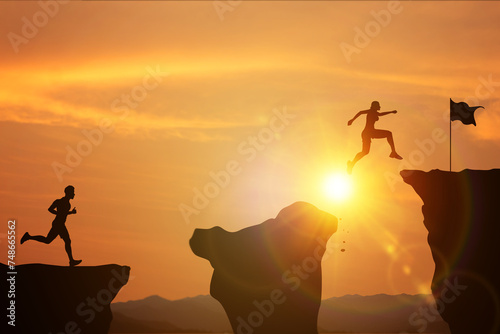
[347,101,402,174]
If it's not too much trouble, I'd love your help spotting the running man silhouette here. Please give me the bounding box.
[347,101,402,174]
[21,185,82,266]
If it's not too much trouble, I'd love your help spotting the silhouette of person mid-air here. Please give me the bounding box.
[347,101,402,174]
[21,185,82,266]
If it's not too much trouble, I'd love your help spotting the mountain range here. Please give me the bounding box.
[110,294,451,333]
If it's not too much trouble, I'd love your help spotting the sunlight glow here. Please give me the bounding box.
[324,173,353,201]
[403,265,411,275]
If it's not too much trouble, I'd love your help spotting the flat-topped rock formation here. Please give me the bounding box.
[1,263,130,334]
[402,169,500,334]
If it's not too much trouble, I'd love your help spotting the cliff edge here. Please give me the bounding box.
[402,169,500,334]
[1,263,130,334]
[190,201,338,334]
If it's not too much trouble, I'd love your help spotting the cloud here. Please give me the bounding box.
[0,101,253,142]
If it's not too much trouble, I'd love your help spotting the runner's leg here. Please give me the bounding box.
[29,226,59,244]
[59,226,75,262]
[353,138,371,164]
[348,138,371,173]
[371,129,395,151]
[372,129,402,159]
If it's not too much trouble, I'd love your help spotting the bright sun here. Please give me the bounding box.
[324,173,353,201]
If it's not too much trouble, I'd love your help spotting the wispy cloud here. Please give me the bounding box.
[0,102,254,142]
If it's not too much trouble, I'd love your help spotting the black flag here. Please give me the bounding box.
[450,99,484,126]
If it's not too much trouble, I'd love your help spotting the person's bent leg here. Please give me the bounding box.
[372,130,394,150]
[21,232,31,244]
[373,129,402,159]
[61,227,81,266]
[386,132,396,152]
[383,131,403,159]
[60,227,74,261]
[354,139,371,163]
[29,227,58,244]
[348,140,370,174]
[353,151,366,164]
[65,239,73,260]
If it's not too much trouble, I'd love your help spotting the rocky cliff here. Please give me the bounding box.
[190,201,338,334]
[402,169,500,334]
[1,263,130,334]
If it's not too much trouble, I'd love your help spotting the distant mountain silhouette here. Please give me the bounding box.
[402,169,500,334]
[110,293,450,333]
[190,201,338,334]
[111,294,231,332]
[1,263,130,334]
[320,294,450,333]
[110,311,182,333]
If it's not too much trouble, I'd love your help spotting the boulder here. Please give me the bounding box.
[190,201,337,334]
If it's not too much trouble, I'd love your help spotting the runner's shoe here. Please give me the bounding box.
[390,152,403,160]
[69,259,82,267]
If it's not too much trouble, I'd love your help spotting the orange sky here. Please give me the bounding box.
[1,1,500,302]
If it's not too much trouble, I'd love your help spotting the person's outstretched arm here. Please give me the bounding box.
[378,110,397,116]
[48,200,58,215]
[348,110,368,125]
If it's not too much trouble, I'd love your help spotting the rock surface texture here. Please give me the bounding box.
[1,263,130,334]
[402,169,500,334]
[190,201,338,334]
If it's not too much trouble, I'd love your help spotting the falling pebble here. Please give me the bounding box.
[341,249,346,252]
[343,241,346,243]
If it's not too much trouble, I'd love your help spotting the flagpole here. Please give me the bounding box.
[449,117,452,172]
